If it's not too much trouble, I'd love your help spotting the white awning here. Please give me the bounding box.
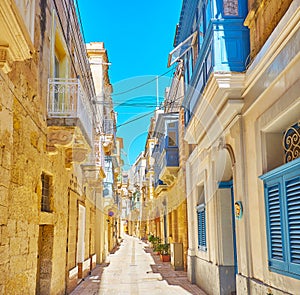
[167,31,198,67]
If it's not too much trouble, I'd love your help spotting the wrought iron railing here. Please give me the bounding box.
[47,78,93,143]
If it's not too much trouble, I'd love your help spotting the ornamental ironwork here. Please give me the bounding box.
[283,122,300,163]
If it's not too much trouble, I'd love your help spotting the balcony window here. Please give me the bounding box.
[103,119,114,135]
[167,31,198,67]
[167,122,178,147]
[168,131,177,147]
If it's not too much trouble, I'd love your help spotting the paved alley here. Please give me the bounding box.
[71,235,206,295]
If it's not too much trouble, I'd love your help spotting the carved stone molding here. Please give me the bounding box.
[81,164,105,186]
[65,147,88,168]
[47,129,74,149]
[161,174,177,186]
[0,44,12,73]
[0,0,34,72]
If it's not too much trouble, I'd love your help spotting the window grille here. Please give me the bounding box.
[41,173,51,212]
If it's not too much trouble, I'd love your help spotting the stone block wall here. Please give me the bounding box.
[245,0,293,58]
[0,0,101,294]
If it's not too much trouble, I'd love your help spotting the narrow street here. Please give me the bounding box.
[71,235,206,295]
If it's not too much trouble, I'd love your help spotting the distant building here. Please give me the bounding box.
[87,42,122,264]
[126,152,146,237]
[141,64,189,269]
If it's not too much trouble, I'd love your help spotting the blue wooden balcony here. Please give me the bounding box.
[153,145,179,189]
[173,0,250,126]
[152,113,180,190]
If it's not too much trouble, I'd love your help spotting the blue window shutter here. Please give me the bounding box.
[286,176,300,274]
[260,158,300,278]
[197,206,206,250]
[265,183,287,270]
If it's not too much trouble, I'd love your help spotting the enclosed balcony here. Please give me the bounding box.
[47,78,93,165]
[153,144,179,189]
[152,113,180,191]
[102,118,115,155]
[81,136,106,187]
[171,0,250,129]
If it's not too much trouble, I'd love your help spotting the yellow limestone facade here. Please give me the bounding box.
[0,1,112,294]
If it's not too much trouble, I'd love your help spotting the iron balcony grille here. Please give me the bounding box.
[103,119,115,135]
[47,78,93,143]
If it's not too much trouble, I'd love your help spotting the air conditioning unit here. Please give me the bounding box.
[170,242,183,270]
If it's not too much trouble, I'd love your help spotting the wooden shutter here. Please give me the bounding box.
[286,176,300,274]
[197,206,206,250]
[265,182,286,270]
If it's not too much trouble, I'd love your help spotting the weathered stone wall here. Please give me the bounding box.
[0,0,101,294]
[245,0,293,58]
[0,71,13,295]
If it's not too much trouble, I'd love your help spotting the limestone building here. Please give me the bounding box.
[0,1,118,294]
[171,0,300,294]
[138,68,189,269]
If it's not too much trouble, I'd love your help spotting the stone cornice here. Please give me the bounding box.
[0,0,34,72]
[184,73,245,147]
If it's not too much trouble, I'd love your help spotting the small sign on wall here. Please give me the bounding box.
[235,201,243,220]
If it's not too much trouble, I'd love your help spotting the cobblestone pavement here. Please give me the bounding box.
[70,235,206,295]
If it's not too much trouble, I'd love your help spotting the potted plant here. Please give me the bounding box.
[148,234,155,245]
[159,243,170,262]
[148,235,162,254]
[152,237,162,254]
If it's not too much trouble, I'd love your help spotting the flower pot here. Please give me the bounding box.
[160,254,171,262]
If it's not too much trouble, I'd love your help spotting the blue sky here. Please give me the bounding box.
[77,0,182,167]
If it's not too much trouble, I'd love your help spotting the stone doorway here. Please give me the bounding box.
[36,225,54,295]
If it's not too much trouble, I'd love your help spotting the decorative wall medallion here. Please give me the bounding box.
[65,147,88,167]
[48,129,74,146]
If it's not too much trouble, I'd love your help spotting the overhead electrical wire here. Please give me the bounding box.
[111,67,175,97]
[115,94,184,129]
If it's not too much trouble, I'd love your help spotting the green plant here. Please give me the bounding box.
[159,243,170,255]
[149,236,161,252]
[148,234,155,243]
[153,243,162,253]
